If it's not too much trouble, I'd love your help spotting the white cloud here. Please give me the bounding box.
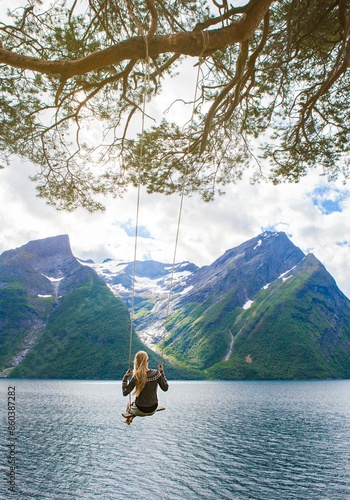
[2,157,350,299]
[1,1,350,300]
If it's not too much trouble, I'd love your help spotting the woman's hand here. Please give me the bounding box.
[124,369,132,377]
[158,364,164,372]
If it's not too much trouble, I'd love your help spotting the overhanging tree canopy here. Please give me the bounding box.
[0,0,349,210]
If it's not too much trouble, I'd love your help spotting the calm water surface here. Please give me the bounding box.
[1,379,350,499]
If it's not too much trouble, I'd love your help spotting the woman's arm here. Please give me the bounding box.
[157,364,169,392]
[122,369,135,396]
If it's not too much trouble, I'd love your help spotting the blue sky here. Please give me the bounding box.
[310,186,350,215]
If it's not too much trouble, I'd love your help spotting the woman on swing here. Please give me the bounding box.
[122,351,169,425]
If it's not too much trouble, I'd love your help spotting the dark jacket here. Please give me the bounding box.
[122,369,168,410]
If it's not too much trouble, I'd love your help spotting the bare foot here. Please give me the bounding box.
[124,416,134,425]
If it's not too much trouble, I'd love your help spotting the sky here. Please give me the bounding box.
[1,1,350,299]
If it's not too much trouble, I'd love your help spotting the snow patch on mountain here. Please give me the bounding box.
[278,265,297,280]
[254,240,262,250]
[261,262,300,291]
[41,274,65,282]
[243,299,254,310]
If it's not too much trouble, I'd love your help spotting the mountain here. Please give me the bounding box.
[1,231,350,380]
[0,235,193,380]
[90,231,350,379]
[86,258,198,347]
[205,252,350,379]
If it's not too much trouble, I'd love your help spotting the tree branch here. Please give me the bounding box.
[194,0,260,31]
[0,0,273,77]
[200,40,249,153]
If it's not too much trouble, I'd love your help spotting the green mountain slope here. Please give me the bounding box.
[10,267,133,379]
[0,252,57,373]
[162,232,307,371]
[207,255,350,379]
[163,290,241,369]
[0,235,201,380]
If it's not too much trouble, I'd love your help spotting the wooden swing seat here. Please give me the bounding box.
[122,406,166,418]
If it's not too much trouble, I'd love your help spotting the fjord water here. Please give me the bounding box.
[1,380,350,499]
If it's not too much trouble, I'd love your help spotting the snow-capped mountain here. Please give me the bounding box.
[83,231,305,347]
[83,258,198,346]
[2,231,350,380]
[82,231,350,379]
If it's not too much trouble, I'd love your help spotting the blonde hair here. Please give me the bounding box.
[133,351,149,396]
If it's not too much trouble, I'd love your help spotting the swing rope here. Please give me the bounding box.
[126,21,209,369]
[127,10,151,372]
[160,35,208,360]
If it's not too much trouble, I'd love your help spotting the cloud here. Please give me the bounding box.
[1,1,350,299]
[2,158,350,299]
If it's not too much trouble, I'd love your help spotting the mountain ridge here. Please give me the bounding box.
[1,231,349,380]
[86,230,350,379]
[0,235,195,379]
